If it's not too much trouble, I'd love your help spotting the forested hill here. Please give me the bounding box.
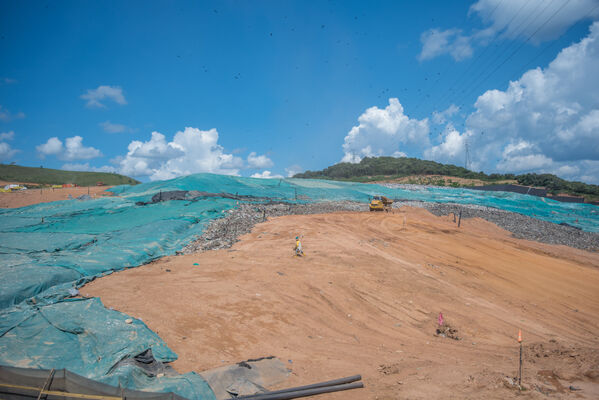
[0,164,139,186]
[293,157,599,201]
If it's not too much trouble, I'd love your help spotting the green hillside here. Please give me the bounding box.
[294,157,599,201]
[0,164,139,186]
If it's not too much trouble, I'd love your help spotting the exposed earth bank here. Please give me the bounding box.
[0,181,113,208]
[84,207,599,399]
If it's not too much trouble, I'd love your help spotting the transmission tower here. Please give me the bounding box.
[464,141,471,170]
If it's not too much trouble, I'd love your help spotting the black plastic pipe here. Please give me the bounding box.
[232,375,361,399]
[231,382,363,400]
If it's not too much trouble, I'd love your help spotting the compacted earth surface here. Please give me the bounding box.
[0,181,112,208]
[84,207,599,399]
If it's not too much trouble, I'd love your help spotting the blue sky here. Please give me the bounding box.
[1,0,598,183]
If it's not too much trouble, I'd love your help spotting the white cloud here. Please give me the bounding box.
[341,98,429,163]
[36,137,63,157]
[418,29,473,61]
[1,78,17,85]
[424,124,470,165]
[432,104,460,125]
[471,0,599,43]
[0,131,14,141]
[420,0,599,61]
[467,21,599,163]
[247,152,274,168]
[61,163,116,173]
[118,127,245,180]
[251,170,283,179]
[0,105,25,122]
[495,140,553,171]
[36,136,102,161]
[0,142,18,161]
[81,85,127,108]
[285,164,303,177]
[422,21,599,183]
[63,136,102,160]
[0,130,18,161]
[100,121,133,133]
[339,21,599,184]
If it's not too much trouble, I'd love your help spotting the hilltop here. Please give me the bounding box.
[0,164,139,186]
[294,157,599,202]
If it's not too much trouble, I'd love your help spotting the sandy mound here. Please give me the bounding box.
[84,207,599,399]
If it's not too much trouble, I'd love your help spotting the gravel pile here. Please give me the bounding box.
[179,201,366,254]
[393,201,599,252]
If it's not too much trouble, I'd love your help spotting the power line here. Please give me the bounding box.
[426,0,527,113]
[454,0,573,110]
[452,0,561,109]
[410,0,507,115]
[513,1,599,77]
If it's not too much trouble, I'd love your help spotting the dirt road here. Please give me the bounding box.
[0,182,113,208]
[84,208,599,399]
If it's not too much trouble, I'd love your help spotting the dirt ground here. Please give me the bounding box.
[0,181,113,208]
[84,208,599,399]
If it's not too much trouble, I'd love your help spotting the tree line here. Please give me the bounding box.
[294,157,599,200]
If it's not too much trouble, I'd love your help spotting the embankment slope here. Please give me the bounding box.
[84,208,599,399]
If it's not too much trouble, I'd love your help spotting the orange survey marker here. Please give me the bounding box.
[517,329,523,387]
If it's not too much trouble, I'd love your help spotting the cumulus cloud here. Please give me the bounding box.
[418,29,473,61]
[36,136,102,160]
[285,164,303,177]
[100,121,133,133]
[424,124,470,165]
[424,21,599,182]
[118,127,245,180]
[81,85,127,108]
[36,137,63,157]
[0,142,17,162]
[419,0,599,61]
[495,140,554,171]
[467,21,599,160]
[247,152,274,168]
[251,170,283,179]
[341,98,429,163]
[432,104,460,125]
[0,105,25,122]
[340,21,599,184]
[0,131,18,162]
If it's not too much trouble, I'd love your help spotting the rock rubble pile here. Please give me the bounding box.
[394,201,599,251]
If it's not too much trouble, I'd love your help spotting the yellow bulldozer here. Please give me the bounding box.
[369,196,393,212]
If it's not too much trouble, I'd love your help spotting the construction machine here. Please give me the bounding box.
[369,196,393,212]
